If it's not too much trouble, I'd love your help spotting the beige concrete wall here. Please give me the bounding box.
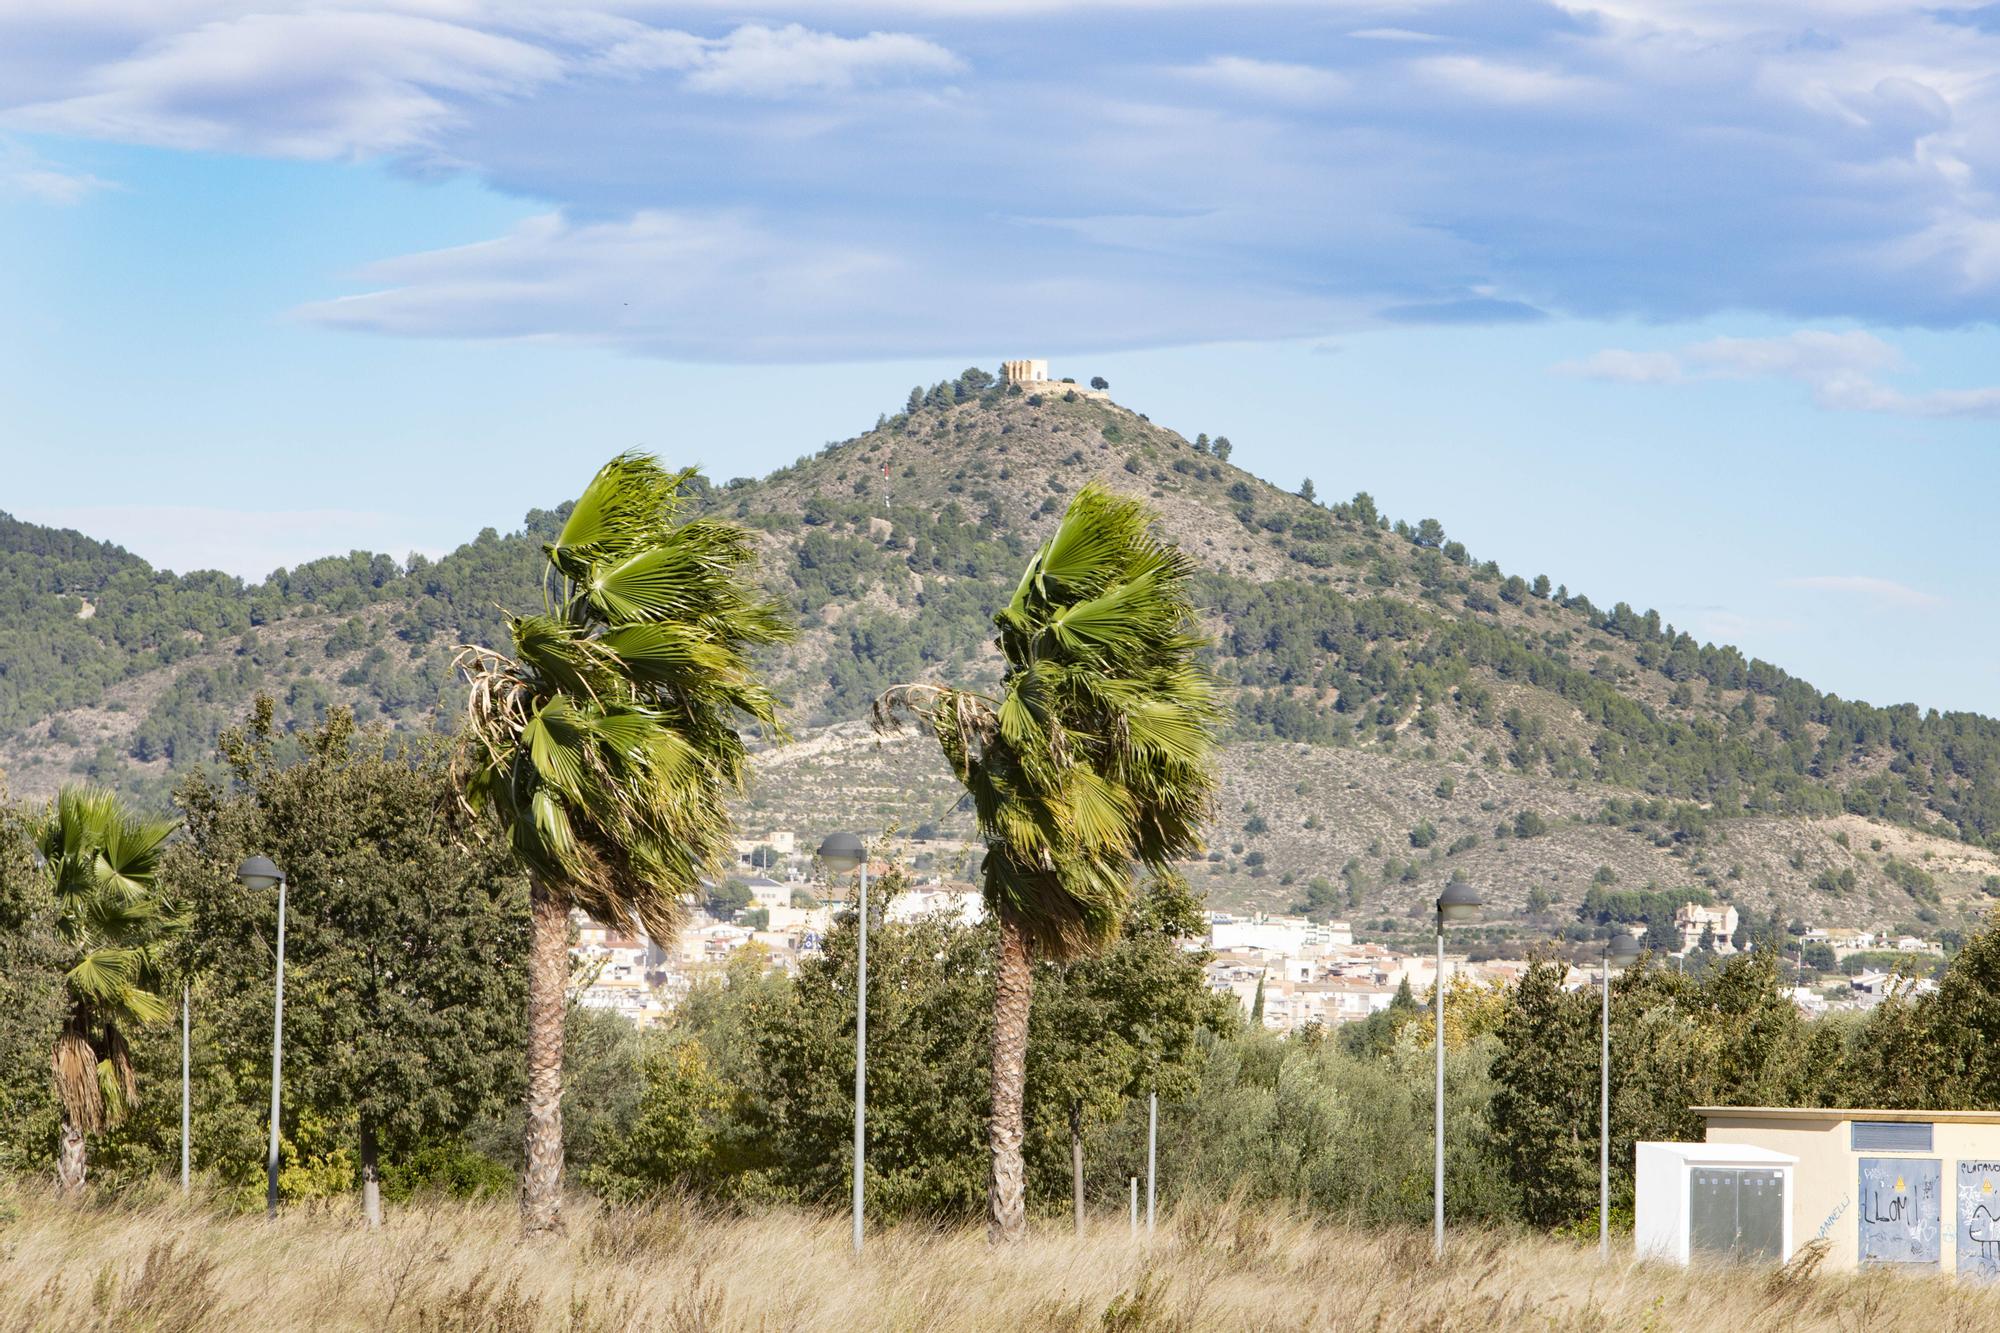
[1707,1114,2000,1273]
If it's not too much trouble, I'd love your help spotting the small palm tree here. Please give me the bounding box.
[455,452,787,1235]
[34,785,177,1195]
[877,483,1222,1240]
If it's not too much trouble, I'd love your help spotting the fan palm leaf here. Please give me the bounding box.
[35,785,178,1193]
[454,450,789,1235]
[875,482,1223,1241]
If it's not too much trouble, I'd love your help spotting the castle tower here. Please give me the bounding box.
[1001,359,1048,385]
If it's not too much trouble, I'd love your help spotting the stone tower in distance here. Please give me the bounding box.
[1001,359,1048,385]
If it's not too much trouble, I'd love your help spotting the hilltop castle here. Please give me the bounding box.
[1001,358,1109,399]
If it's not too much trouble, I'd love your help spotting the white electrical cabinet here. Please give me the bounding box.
[1636,1141,1797,1265]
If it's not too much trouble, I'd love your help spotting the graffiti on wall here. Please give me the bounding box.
[1957,1161,2000,1278]
[1859,1157,1941,1266]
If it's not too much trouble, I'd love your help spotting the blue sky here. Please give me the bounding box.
[2,1,1997,714]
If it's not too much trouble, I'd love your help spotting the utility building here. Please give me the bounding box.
[1640,1107,2000,1275]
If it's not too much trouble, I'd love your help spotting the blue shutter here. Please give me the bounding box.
[1852,1120,1933,1152]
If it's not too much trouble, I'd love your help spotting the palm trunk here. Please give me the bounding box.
[56,1121,86,1196]
[521,878,568,1236]
[1069,1098,1085,1236]
[360,1118,382,1229]
[988,913,1032,1242]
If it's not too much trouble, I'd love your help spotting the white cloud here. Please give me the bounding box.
[7,167,109,201]
[4,12,960,157]
[1412,55,1601,105]
[1556,329,2000,419]
[1174,55,1347,106]
[14,0,2000,359]
[10,11,564,157]
[1683,330,1900,380]
[603,23,962,97]
[1781,575,1943,609]
[1553,348,1683,383]
[1347,28,1446,42]
[293,206,1349,360]
[1,137,116,202]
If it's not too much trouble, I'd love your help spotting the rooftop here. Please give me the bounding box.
[1696,1106,2000,1125]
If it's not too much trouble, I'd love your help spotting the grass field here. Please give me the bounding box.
[4,1187,2000,1331]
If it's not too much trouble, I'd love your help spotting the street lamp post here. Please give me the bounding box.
[238,856,287,1219]
[1600,932,1641,1257]
[818,833,868,1256]
[1433,881,1481,1260]
[181,982,190,1194]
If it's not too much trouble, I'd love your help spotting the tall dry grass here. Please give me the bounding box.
[3,1184,1999,1331]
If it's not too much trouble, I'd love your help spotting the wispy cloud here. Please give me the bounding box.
[1173,55,1346,106]
[6,14,959,157]
[1,138,115,202]
[1412,56,1601,105]
[1347,28,1445,44]
[9,11,564,158]
[1556,330,2000,419]
[294,207,1350,360]
[12,2,2000,358]
[601,23,963,97]
[1781,575,1944,609]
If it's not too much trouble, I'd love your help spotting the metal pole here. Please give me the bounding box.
[1434,922,1446,1259]
[853,861,867,1256]
[1600,942,1611,1258]
[1146,1092,1157,1237]
[266,879,286,1218]
[1129,1177,1137,1236]
[181,982,190,1195]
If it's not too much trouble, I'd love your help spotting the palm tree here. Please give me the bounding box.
[876,483,1221,1240]
[34,785,177,1195]
[455,452,787,1236]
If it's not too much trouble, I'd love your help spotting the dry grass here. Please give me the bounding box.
[4,1187,2000,1331]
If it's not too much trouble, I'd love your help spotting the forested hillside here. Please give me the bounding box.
[6,368,2000,940]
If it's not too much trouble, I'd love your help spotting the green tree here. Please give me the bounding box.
[1845,912,2000,1109]
[166,700,527,1223]
[704,878,753,920]
[0,790,65,1178]
[1026,872,1232,1229]
[582,1038,732,1202]
[1488,958,1595,1228]
[33,786,177,1194]
[455,452,789,1235]
[1414,518,1445,548]
[752,897,994,1218]
[877,483,1223,1241]
[1297,478,1316,503]
[1089,376,1109,391]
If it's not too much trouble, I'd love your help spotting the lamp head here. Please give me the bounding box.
[1607,933,1642,970]
[817,832,865,874]
[237,855,285,892]
[1436,880,1481,926]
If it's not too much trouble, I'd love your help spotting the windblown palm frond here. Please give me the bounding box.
[459,451,790,1235]
[877,481,1225,1242]
[35,785,178,1148]
[455,450,791,941]
[878,482,1224,957]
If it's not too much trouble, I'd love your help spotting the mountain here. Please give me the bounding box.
[6,367,2000,952]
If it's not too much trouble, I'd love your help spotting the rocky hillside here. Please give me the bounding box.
[5,368,2000,948]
